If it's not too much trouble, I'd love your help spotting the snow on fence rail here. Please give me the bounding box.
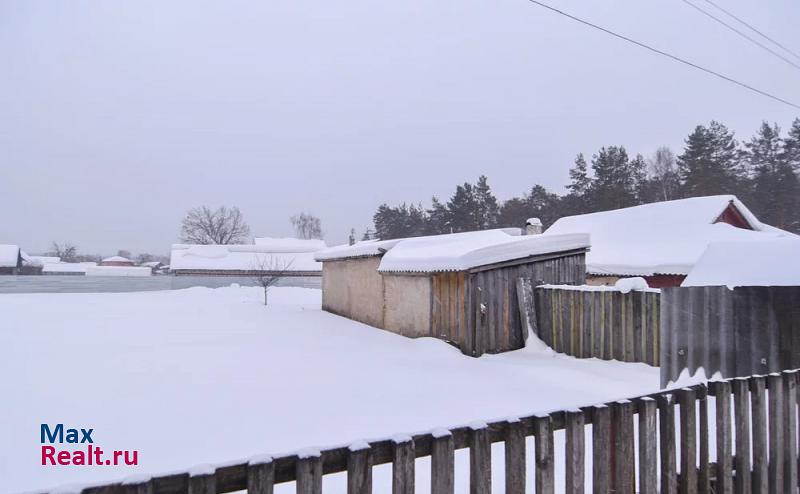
[525,282,661,366]
[58,369,800,494]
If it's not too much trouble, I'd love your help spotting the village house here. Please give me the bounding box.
[544,195,798,288]
[41,262,97,276]
[170,237,326,276]
[98,256,136,267]
[0,244,23,275]
[315,228,589,356]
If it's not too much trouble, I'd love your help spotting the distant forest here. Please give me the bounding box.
[368,118,800,240]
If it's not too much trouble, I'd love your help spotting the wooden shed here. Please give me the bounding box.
[316,229,589,356]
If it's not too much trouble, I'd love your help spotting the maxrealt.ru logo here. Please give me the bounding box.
[40,424,139,466]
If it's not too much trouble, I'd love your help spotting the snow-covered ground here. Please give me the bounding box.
[1,286,667,493]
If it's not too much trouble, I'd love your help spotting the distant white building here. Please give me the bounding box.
[170,237,326,276]
[42,262,97,276]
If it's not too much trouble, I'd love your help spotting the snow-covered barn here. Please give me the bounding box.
[315,229,589,355]
[544,195,798,288]
[0,245,23,275]
[170,237,326,276]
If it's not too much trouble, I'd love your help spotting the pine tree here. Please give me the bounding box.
[745,122,800,231]
[447,183,480,232]
[567,153,592,196]
[782,118,800,172]
[426,197,451,234]
[590,146,638,210]
[474,175,499,230]
[679,121,742,197]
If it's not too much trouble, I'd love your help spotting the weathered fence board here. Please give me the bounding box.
[48,370,800,494]
[533,285,660,366]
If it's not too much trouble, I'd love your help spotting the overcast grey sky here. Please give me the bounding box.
[2,0,799,255]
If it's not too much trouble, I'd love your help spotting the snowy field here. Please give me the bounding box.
[2,286,669,493]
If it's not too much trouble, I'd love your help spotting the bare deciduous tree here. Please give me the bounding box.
[251,256,294,305]
[290,212,323,240]
[647,146,680,201]
[48,242,78,262]
[117,249,132,259]
[181,205,250,245]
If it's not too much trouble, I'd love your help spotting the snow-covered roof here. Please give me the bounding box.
[314,238,404,261]
[682,239,800,287]
[170,244,322,272]
[101,256,133,263]
[42,262,96,274]
[23,255,61,267]
[379,230,588,273]
[315,229,589,273]
[140,261,163,268]
[0,244,21,268]
[253,237,327,252]
[544,195,798,276]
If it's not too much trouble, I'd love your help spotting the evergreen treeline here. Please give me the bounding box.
[370,119,800,240]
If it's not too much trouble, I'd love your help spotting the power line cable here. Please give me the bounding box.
[700,0,800,62]
[522,0,800,111]
[680,0,800,72]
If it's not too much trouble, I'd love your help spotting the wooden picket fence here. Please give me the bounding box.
[69,369,799,494]
[531,285,661,366]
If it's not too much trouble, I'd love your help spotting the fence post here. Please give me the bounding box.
[783,370,798,494]
[713,380,733,494]
[767,373,785,494]
[247,459,275,494]
[751,375,768,494]
[469,423,491,494]
[565,409,585,494]
[638,398,658,494]
[698,385,710,494]
[658,394,678,494]
[188,473,216,494]
[611,401,634,494]
[348,442,372,494]
[534,415,555,494]
[431,430,454,494]
[391,435,414,494]
[592,405,611,494]
[731,377,752,494]
[679,388,698,494]
[297,451,323,494]
[504,419,526,494]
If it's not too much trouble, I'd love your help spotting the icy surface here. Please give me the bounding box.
[0,244,20,267]
[545,195,798,276]
[1,286,663,493]
[682,239,800,287]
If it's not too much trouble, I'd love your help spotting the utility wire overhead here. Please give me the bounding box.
[680,0,800,72]
[700,0,800,62]
[522,0,800,111]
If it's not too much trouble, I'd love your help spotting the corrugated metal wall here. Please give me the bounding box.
[660,286,800,387]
